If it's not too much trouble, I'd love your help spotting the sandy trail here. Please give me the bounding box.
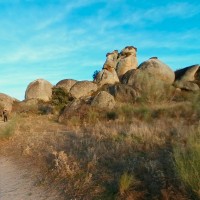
[0,156,65,200]
[0,157,63,200]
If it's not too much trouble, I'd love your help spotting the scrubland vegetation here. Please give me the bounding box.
[0,91,200,200]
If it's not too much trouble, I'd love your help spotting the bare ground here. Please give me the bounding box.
[0,119,64,200]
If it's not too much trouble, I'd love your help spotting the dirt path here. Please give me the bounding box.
[0,157,63,200]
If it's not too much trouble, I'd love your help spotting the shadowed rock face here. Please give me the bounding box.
[58,99,82,123]
[174,65,200,91]
[173,81,199,91]
[91,91,115,109]
[56,79,77,93]
[69,81,98,99]
[0,93,16,112]
[175,65,199,81]
[102,84,140,103]
[25,79,53,102]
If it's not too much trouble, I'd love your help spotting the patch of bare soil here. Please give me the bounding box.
[0,157,63,200]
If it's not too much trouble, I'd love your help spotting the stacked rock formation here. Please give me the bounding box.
[116,46,138,78]
[95,50,120,86]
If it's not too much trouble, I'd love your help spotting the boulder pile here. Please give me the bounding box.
[3,45,199,116]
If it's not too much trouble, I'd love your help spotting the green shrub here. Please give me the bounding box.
[51,87,72,112]
[106,111,118,120]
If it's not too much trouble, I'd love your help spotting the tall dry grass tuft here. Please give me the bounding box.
[174,126,200,198]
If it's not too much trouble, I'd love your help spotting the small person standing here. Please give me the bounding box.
[3,109,8,122]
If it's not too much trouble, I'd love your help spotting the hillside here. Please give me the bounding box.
[0,46,200,200]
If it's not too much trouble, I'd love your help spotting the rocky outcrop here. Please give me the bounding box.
[116,46,138,78]
[94,69,119,87]
[56,79,77,92]
[58,99,82,123]
[94,50,120,87]
[102,84,140,103]
[69,81,98,99]
[103,50,119,70]
[174,65,200,91]
[0,93,16,112]
[175,65,199,81]
[173,81,199,91]
[91,91,115,109]
[25,79,53,101]
[138,57,175,84]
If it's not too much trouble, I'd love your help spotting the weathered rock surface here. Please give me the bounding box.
[94,50,120,86]
[0,93,16,112]
[102,84,140,103]
[69,81,98,99]
[173,80,199,91]
[116,46,138,77]
[103,50,119,70]
[58,99,83,123]
[25,79,53,101]
[91,91,115,109]
[56,79,77,92]
[174,65,200,91]
[94,69,119,87]
[138,57,175,84]
[175,65,199,81]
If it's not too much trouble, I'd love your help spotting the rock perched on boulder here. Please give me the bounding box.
[25,79,53,101]
[138,57,175,84]
[174,64,200,91]
[91,91,115,109]
[94,69,119,87]
[94,50,120,87]
[0,93,16,112]
[116,46,138,77]
[69,81,98,99]
[175,65,199,81]
[103,50,119,70]
[56,79,77,92]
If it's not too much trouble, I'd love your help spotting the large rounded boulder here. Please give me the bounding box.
[91,91,115,109]
[25,79,53,101]
[138,57,175,84]
[69,81,98,99]
[56,79,77,92]
[0,93,16,112]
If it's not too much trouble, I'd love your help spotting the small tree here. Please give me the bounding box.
[93,70,100,80]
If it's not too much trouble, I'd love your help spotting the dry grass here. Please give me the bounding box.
[1,100,200,199]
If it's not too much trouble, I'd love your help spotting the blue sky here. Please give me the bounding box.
[0,0,199,100]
